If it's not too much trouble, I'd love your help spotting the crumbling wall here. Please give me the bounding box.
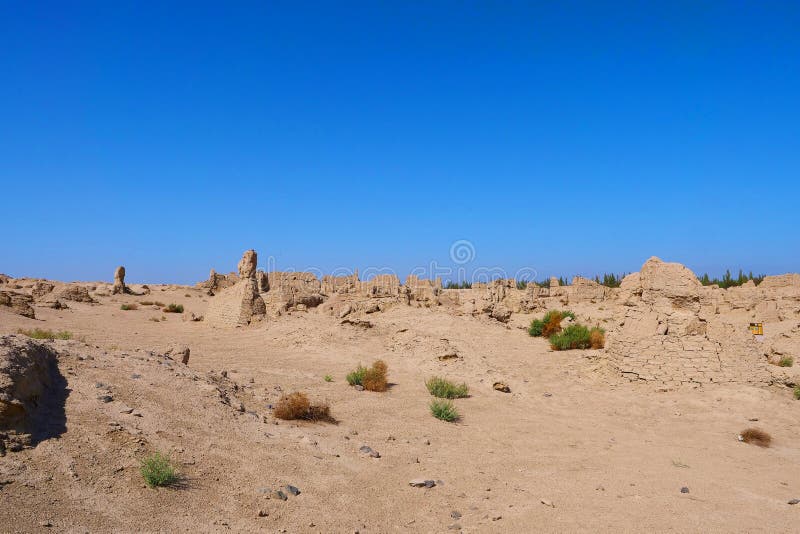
[205,250,266,327]
[606,257,772,386]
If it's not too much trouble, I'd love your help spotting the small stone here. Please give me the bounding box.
[39,521,53,527]
[450,511,462,520]
[257,509,268,517]
[543,392,552,397]
[448,524,462,531]
[680,487,690,494]
[286,485,301,496]
[118,405,134,414]
[788,499,800,505]
[354,385,364,391]
[131,374,141,379]
[275,490,288,501]
[359,445,381,458]
[256,487,271,494]
[409,479,436,488]
[97,394,113,403]
[493,382,510,393]
[540,499,554,507]
[748,418,759,422]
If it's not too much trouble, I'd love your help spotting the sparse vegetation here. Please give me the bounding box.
[324,374,333,382]
[777,356,794,367]
[794,386,800,400]
[589,327,606,349]
[162,303,184,313]
[430,399,459,422]
[699,269,765,289]
[346,360,388,391]
[528,310,575,337]
[739,428,772,447]
[549,324,592,350]
[363,360,388,392]
[346,365,367,386]
[140,452,179,488]
[274,392,332,422]
[515,280,528,289]
[17,328,72,340]
[140,300,154,306]
[425,376,469,399]
[120,303,138,311]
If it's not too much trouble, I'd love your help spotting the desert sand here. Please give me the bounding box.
[1,251,799,533]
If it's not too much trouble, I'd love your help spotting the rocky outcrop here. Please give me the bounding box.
[0,335,59,454]
[53,285,95,304]
[31,282,54,300]
[265,272,324,311]
[237,250,257,279]
[607,257,771,386]
[0,291,35,319]
[205,250,266,327]
[197,269,238,292]
[112,266,127,295]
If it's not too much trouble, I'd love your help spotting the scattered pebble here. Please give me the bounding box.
[788,499,799,505]
[680,487,690,494]
[450,511,462,519]
[286,485,301,496]
[493,382,511,393]
[409,479,436,488]
[274,490,288,501]
[359,445,381,458]
[257,509,269,517]
[540,499,555,507]
[543,392,552,397]
[97,394,113,403]
[354,385,365,391]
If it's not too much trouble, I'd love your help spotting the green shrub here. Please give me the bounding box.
[17,328,72,340]
[794,386,800,400]
[162,303,184,313]
[324,374,333,382]
[140,452,178,488]
[549,324,592,350]
[778,356,794,367]
[346,365,367,386]
[528,319,545,337]
[528,310,575,337]
[430,399,459,422]
[425,377,469,399]
[120,303,138,311]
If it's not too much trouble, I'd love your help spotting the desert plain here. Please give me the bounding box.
[1,251,799,533]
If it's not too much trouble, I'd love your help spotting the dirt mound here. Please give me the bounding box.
[0,291,35,318]
[0,335,63,454]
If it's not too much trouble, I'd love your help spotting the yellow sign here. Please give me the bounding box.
[749,323,763,336]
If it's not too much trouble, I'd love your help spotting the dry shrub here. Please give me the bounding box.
[363,360,388,392]
[590,328,605,349]
[542,314,563,338]
[740,428,772,447]
[274,392,332,422]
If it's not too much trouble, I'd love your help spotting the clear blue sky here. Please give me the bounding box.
[2,1,798,284]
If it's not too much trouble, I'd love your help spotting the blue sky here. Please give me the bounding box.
[2,1,798,284]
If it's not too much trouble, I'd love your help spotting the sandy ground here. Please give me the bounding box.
[1,285,799,533]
